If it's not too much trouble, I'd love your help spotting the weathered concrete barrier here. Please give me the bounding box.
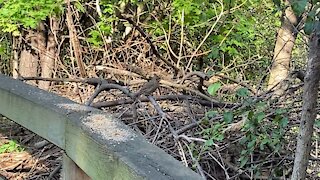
[0,74,202,180]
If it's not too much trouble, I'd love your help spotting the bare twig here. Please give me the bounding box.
[185,0,224,71]
[92,95,235,108]
[161,79,238,108]
[18,76,122,86]
[48,163,62,179]
[85,83,134,106]
[176,116,222,135]
[95,65,142,78]
[147,96,178,138]
[116,13,180,73]
[179,71,209,84]
[207,152,230,180]
[184,141,207,180]
[65,0,86,77]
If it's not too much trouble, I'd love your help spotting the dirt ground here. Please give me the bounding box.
[0,115,62,180]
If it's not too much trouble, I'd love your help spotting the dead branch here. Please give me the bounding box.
[95,65,142,78]
[147,96,178,138]
[48,163,62,179]
[133,75,160,98]
[161,79,235,107]
[179,71,209,84]
[211,74,256,94]
[116,13,180,73]
[92,95,235,108]
[85,83,134,106]
[18,76,123,86]
[65,0,86,77]
[19,76,236,109]
[175,116,222,135]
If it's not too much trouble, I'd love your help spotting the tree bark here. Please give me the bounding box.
[268,1,298,95]
[37,22,48,89]
[291,30,320,180]
[12,36,19,78]
[38,18,57,90]
[19,30,38,85]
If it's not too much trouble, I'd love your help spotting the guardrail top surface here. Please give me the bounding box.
[0,74,202,180]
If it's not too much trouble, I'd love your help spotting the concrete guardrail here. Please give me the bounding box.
[0,74,202,180]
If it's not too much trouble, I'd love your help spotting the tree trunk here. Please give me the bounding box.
[19,30,38,85]
[12,36,19,78]
[38,18,57,90]
[268,1,298,95]
[291,30,320,180]
[37,22,48,89]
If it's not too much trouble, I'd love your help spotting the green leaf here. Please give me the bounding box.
[239,156,249,167]
[208,83,221,96]
[215,134,224,141]
[315,119,320,128]
[256,112,265,123]
[206,110,217,118]
[272,0,281,8]
[0,0,63,31]
[248,111,254,120]
[12,30,20,36]
[260,137,270,150]
[279,117,289,127]
[255,102,267,111]
[236,87,249,97]
[75,1,85,13]
[275,108,287,115]
[240,149,248,155]
[304,15,315,35]
[223,111,233,123]
[205,139,214,146]
[208,48,219,59]
[247,139,256,149]
[291,0,308,17]
[0,140,23,153]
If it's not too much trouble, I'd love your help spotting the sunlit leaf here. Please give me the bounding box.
[205,139,214,147]
[208,83,221,96]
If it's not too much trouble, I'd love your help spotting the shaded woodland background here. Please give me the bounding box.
[0,0,320,179]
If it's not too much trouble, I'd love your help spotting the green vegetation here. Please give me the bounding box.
[0,0,62,35]
[0,0,319,179]
[0,140,24,153]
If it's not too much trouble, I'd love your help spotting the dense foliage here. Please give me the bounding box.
[0,0,62,35]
